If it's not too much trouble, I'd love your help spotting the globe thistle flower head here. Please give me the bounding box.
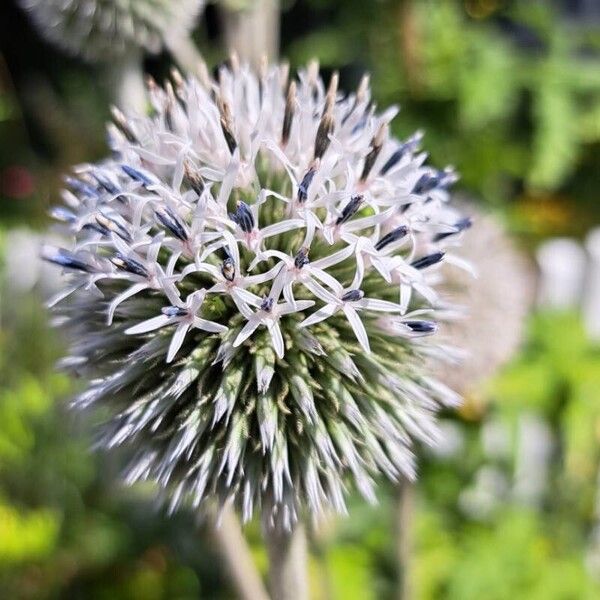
[20,0,204,61]
[44,60,470,529]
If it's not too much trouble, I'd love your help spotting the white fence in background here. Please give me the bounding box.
[536,229,600,342]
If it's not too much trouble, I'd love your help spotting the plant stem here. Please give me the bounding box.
[220,0,280,67]
[212,506,270,600]
[105,50,147,113]
[264,521,309,600]
[395,478,415,600]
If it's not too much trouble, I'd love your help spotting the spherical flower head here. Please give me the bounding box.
[44,60,471,528]
[20,0,204,61]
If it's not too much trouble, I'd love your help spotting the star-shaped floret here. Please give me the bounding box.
[126,287,228,363]
[299,288,404,353]
[234,296,314,358]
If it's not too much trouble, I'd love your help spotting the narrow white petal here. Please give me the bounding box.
[414,282,438,305]
[400,284,412,314]
[283,283,296,307]
[351,253,365,289]
[167,251,182,276]
[369,250,392,278]
[233,287,262,306]
[246,263,284,284]
[230,290,256,319]
[298,304,337,327]
[161,279,183,307]
[311,244,354,270]
[47,282,82,308]
[361,298,404,312]
[261,218,305,239]
[126,314,172,335]
[167,323,191,363]
[148,237,163,264]
[302,278,339,304]
[309,267,344,294]
[279,300,314,315]
[444,253,477,277]
[233,318,261,347]
[193,317,228,333]
[192,263,221,279]
[107,282,148,325]
[343,305,370,353]
[267,321,285,358]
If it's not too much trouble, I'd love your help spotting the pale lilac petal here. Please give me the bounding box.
[126,314,172,335]
[193,317,228,333]
[261,219,305,239]
[148,237,163,264]
[283,282,296,307]
[351,252,365,289]
[400,283,412,314]
[360,298,404,313]
[444,253,477,277]
[246,263,284,284]
[161,279,183,307]
[298,303,338,327]
[302,278,339,304]
[311,244,354,270]
[279,300,314,315]
[191,263,221,279]
[308,267,344,294]
[107,282,148,324]
[167,323,191,363]
[267,321,285,358]
[167,251,182,275]
[413,282,438,305]
[230,290,256,319]
[218,151,240,205]
[233,317,261,347]
[342,305,370,353]
[233,288,262,307]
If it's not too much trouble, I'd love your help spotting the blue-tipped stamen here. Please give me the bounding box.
[121,165,154,187]
[162,306,188,317]
[411,251,445,270]
[229,202,255,233]
[42,247,95,273]
[404,320,437,334]
[65,177,99,198]
[433,217,472,242]
[155,206,189,241]
[261,297,274,312]
[96,210,132,242]
[375,225,409,251]
[221,258,235,282]
[110,253,149,278]
[336,195,364,225]
[379,133,422,175]
[92,172,120,195]
[412,168,456,195]
[294,247,310,269]
[341,289,364,302]
[297,166,317,204]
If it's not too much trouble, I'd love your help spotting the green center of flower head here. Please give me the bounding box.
[43,59,470,528]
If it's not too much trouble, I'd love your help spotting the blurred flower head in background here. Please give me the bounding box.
[433,204,533,396]
[19,0,204,61]
[43,59,472,529]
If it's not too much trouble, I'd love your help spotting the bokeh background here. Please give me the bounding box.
[1,0,600,598]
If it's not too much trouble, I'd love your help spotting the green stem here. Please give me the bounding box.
[264,521,309,600]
